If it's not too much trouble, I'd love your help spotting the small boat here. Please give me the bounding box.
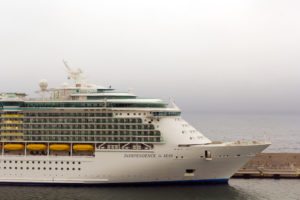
[73,144,94,151]
[49,144,70,151]
[27,144,47,151]
[4,144,25,151]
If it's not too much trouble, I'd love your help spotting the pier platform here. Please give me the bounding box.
[233,153,300,179]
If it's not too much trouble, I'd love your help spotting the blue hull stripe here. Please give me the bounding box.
[0,179,229,186]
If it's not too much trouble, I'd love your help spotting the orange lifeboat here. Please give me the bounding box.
[27,144,47,151]
[49,144,70,151]
[4,144,25,151]
[73,144,94,152]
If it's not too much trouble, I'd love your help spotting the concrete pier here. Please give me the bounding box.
[233,153,300,179]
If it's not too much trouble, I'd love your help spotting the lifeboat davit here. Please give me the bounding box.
[27,144,47,151]
[73,144,94,151]
[49,144,70,151]
[4,144,25,151]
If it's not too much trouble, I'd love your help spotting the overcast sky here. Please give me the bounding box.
[0,0,299,113]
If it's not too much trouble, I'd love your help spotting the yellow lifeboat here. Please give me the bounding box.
[4,144,25,151]
[73,144,94,152]
[26,144,47,151]
[49,144,70,151]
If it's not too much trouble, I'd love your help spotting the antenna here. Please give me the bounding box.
[63,59,70,70]
[169,97,178,109]
[62,60,86,86]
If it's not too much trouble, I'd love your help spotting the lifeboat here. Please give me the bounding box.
[49,144,70,151]
[27,144,47,151]
[4,144,25,151]
[73,144,94,152]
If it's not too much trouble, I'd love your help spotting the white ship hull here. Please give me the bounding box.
[0,142,269,185]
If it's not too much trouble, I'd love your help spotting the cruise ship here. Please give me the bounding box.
[0,63,270,185]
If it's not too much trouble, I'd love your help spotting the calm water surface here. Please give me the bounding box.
[0,113,299,200]
[0,180,299,200]
[184,113,300,152]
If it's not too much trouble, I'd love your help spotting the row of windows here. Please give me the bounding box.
[1,160,81,164]
[22,124,155,130]
[86,96,136,100]
[1,102,165,108]
[22,118,143,124]
[152,111,181,116]
[2,129,160,134]
[0,136,162,142]
[23,112,113,117]
[1,166,81,171]
[21,130,160,136]
[0,112,149,119]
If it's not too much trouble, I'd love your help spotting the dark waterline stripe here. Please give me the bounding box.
[0,179,229,187]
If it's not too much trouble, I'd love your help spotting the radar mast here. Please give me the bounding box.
[63,60,86,87]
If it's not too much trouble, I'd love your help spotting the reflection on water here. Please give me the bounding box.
[0,182,256,200]
[0,179,299,199]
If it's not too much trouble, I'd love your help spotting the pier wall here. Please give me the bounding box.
[233,153,300,179]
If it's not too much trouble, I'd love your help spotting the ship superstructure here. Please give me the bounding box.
[0,64,270,184]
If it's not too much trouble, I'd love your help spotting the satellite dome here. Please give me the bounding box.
[39,79,48,91]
